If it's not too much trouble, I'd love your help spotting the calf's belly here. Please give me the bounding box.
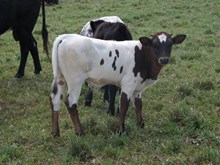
[85,73,121,88]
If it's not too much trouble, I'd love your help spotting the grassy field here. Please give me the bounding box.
[0,0,220,164]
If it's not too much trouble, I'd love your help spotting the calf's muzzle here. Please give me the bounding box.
[158,57,169,65]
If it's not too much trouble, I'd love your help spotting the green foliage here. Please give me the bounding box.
[69,136,94,162]
[0,143,23,163]
[1,0,220,164]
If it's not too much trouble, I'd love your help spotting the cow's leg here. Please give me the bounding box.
[29,34,41,75]
[15,34,29,78]
[107,85,117,116]
[84,88,93,107]
[118,92,130,134]
[132,93,144,128]
[103,85,109,102]
[14,30,41,78]
[116,88,121,115]
[50,79,66,137]
[54,0,59,4]
[65,84,85,135]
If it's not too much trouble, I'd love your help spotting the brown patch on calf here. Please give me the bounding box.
[115,49,119,58]
[133,45,162,82]
[112,56,117,71]
[133,46,143,77]
[100,58,104,65]
[58,80,65,85]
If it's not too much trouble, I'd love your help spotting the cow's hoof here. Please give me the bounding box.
[107,109,115,116]
[137,121,145,128]
[34,69,41,75]
[14,73,24,78]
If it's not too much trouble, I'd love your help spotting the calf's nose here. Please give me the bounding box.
[159,57,169,65]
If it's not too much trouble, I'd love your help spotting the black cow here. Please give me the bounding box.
[0,0,48,78]
[84,20,133,116]
[45,0,58,5]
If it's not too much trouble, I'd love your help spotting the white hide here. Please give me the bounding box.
[51,34,156,111]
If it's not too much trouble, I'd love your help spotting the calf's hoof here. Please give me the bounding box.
[117,125,126,135]
[75,130,85,136]
[84,100,92,107]
[52,131,60,137]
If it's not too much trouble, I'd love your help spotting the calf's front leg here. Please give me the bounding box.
[118,92,130,134]
[134,96,144,128]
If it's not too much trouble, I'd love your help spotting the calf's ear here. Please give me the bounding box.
[172,34,186,44]
[90,20,105,33]
[139,37,152,46]
[90,21,96,33]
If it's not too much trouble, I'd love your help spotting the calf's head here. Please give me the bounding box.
[90,20,105,35]
[139,32,186,66]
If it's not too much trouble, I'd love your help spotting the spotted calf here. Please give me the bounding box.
[50,32,186,136]
[79,16,123,37]
[84,21,133,116]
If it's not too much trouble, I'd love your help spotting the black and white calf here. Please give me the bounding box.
[84,20,133,116]
[79,16,124,37]
[50,32,186,136]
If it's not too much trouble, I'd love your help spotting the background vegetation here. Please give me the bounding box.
[0,0,220,164]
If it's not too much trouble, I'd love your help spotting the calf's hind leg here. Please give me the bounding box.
[84,88,93,107]
[65,85,85,136]
[50,79,66,137]
[50,97,60,137]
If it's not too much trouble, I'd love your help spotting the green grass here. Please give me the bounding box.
[1,0,220,164]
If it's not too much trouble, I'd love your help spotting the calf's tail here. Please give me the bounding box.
[52,36,63,79]
[52,34,76,78]
[41,0,49,58]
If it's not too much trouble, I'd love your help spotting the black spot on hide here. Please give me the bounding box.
[65,94,78,109]
[112,56,117,71]
[120,66,123,74]
[115,49,119,58]
[100,58,104,65]
[109,51,112,57]
[52,83,58,95]
[71,104,78,109]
